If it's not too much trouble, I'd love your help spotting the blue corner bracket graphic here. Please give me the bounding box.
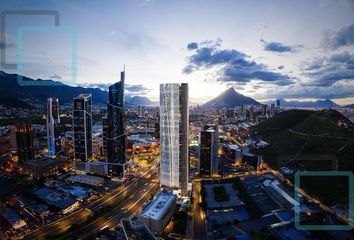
[16,26,77,86]
[294,171,354,231]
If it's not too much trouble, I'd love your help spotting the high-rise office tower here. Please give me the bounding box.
[250,105,254,121]
[107,70,126,177]
[47,97,60,156]
[160,83,189,196]
[240,104,245,119]
[73,94,92,162]
[261,104,267,116]
[226,109,235,118]
[102,113,108,157]
[138,105,143,117]
[270,103,276,117]
[16,119,34,163]
[199,124,219,177]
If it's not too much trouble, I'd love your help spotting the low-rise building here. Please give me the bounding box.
[66,174,104,187]
[0,208,27,230]
[74,160,109,176]
[138,190,176,233]
[34,187,79,214]
[121,218,157,240]
[24,157,59,179]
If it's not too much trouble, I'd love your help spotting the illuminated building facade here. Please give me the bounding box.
[47,97,60,156]
[107,70,126,177]
[73,94,92,162]
[199,124,219,177]
[159,83,188,196]
[16,119,34,163]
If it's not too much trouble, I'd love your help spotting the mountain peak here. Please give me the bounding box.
[203,87,260,108]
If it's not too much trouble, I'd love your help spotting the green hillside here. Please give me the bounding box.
[0,96,34,109]
[252,109,354,172]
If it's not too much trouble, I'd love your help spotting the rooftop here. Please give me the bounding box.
[227,144,241,151]
[205,183,244,209]
[67,174,104,186]
[1,208,24,226]
[34,187,78,210]
[140,191,176,221]
[121,218,157,240]
[75,94,91,99]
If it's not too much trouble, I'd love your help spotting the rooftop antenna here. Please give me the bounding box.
[123,64,125,72]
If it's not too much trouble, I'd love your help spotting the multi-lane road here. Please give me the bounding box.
[24,162,159,240]
[192,180,207,240]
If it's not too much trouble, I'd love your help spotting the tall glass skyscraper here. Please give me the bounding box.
[199,124,219,177]
[47,97,60,156]
[159,83,189,196]
[16,119,34,163]
[73,94,92,162]
[107,70,126,177]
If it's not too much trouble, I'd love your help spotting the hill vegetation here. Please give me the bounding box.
[252,109,354,172]
[252,109,354,207]
[0,96,34,109]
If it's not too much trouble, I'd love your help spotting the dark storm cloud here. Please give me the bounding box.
[302,52,354,87]
[0,40,13,49]
[322,24,354,49]
[183,40,294,86]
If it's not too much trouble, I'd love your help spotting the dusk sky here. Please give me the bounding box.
[1,0,354,104]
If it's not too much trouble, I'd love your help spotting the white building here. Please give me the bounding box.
[47,97,60,156]
[138,191,177,233]
[159,83,189,196]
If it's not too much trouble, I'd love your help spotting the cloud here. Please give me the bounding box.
[0,41,13,49]
[302,51,354,87]
[78,83,151,95]
[260,39,301,53]
[49,74,62,80]
[345,0,354,8]
[264,81,354,99]
[183,39,294,86]
[79,83,111,91]
[125,84,151,94]
[187,42,198,50]
[322,24,354,49]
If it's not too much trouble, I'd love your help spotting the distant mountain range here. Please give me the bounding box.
[126,95,156,106]
[343,104,354,109]
[0,71,154,107]
[0,71,352,109]
[264,98,340,108]
[203,87,260,108]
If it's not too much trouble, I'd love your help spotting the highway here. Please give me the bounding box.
[57,173,159,240]
[24,161,159,240]
[192,180,207,240]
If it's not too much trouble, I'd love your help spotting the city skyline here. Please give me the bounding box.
[0,0,353,105]
[0,1,353,239]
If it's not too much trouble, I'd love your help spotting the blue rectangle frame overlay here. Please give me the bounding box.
[294,171,354,230]
[17,26,77,86]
